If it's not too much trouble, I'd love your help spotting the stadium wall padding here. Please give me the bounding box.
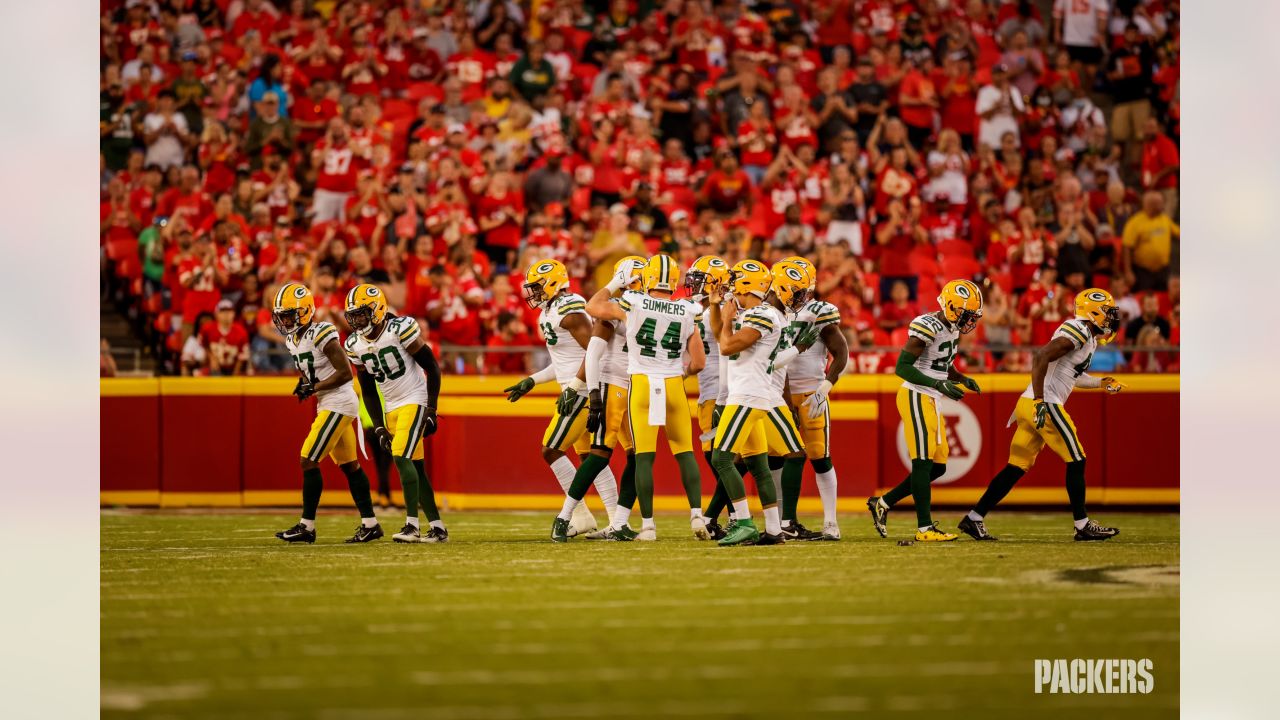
[100,375,1179,510]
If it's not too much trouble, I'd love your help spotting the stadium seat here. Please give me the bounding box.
[936,239,975,259]
[404,82,443,103]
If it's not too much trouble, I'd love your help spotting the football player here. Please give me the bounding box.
[567,255,644,541]
[685,255,733,539]
[959,289,1125,541]
[504,259,618,536]
[272,283,381,544]
[343,284,448,544]
[708,260,808,546]
[773,257,849,541]
[866,280,984,542]
[561,255,707,541]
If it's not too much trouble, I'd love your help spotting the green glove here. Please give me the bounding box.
[959,375,981,393]
[793,325,820,352]
[933,379,966,401]
[556,385,580,416]
[504,376,535,402]
[1034,400,1049,429]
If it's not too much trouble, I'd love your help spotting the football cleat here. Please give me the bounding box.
[392,524,422,543]
[704,519,726,540]
[866,497,889,538]
[344,523,384,543]
[753,531,787,546]
[581,526,613,540]
[276,523,316,544]
[692,516,711,540]
[717,519,761,547]
[818,521,842,541]
[958,515,998,541]
[422,526,449,543]
[567,503,597,537]
[635,527,657,541]
[606,524,638,541]
[1074,520,1120,541]
[914,524,959,542]
[551,517,570,543]
[782,521,824,541]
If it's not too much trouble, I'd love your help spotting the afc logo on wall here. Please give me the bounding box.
[895,399,982,482]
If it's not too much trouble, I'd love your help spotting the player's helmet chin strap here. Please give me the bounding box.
[522,280,547,309]
[346,306,375,337]
[272,308,300,336]
[957,308,981,334]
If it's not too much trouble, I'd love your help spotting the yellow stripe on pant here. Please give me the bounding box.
[386,404,426,460]
[301,410,358,464]
[712,404,804,457]
[1006,396,1086,470]
[627,374,693,454]
[896,385,949,463]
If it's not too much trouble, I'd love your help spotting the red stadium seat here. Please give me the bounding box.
[404,82,443,103]
[940,255,982,281]
[936,239,975,259]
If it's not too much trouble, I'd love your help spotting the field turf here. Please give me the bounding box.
[102,510,1178,718]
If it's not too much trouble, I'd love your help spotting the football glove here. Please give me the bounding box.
[293,377,316,402]
[1033,401,1049,429]
[585,389,604,434]
[374,426,393,452]
[933,379,966,401]
[504,376,536,402]
[793,324,820,352]
[422,407,439,437]
[1102,377,1127,394]
[712,404,724,429]
[802,379,833,420]
[557,378,586,416]
[958,375,981,394]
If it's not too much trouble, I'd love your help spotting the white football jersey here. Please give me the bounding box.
[901,312,959,400]
[345,315,430,412]
[617,290,699,379]
[537,292,590,389]
[694,306,721,403]
[1021,318,1098,405]
[600,314,631,389]
[286,321,359,417]
[725,302,788,410]
[786,300,841,394]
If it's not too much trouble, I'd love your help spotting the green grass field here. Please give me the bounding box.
[102,510,1178,719]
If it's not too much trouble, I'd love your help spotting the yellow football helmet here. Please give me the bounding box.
[641,254,680,293]
[614,255,647,292]
[344,283,388,337]
[272,282,316,336]
[771,260,812,311]
[781,256,817,290]
[684,255,730,299]
[729,259,772,300]
[522,258,570,308]
[938,279,983,334]
[1076,288,1120,342]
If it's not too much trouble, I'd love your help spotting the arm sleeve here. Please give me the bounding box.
[894,350,939,388]
[530,363,558,385]
[772,346,801,369]
[1074,373,1103,389]
[357,371,385,428]
[585,335,607,389]
[411,344,442,408]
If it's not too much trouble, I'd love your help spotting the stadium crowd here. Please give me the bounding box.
[99,0,1180,377]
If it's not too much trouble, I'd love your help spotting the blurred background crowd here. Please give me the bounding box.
[99,0,1179,377]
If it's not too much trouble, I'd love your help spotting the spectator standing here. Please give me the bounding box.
[311,119,357,224]
[875,198,927,301]
[1106,23,1154,167]
[1121,191,1179,291]
[142,91,191,170]
[201,299,250,376]
[243,94,297,165]
[1125,292,1172,344]
[975,64,1024,151]
[589,204,647,289]
[1141,117,1179,218]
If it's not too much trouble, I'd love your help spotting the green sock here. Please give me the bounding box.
[301,467,323,521]
[781,456,804,522]
[568,453,611,502]
[744,454,775,506]
[711,450,746,500]
[634,452,657,518]
[883,462,946,507]
[412,459,440,523]
[704,451,727,519]
[393,457,419,523]
[674,451,702,509]
[341,465,375,519]
[1065,460,1088,521]
[617,452,637,510]
[974,464,1026,517]
[909,459,935,527]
